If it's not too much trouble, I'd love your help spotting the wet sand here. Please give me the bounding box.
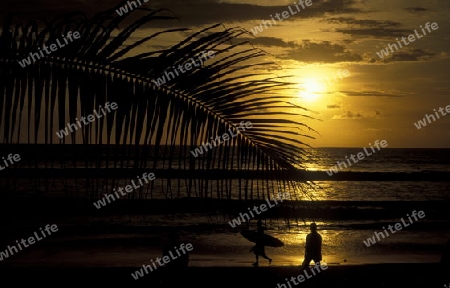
[1,264,448,287]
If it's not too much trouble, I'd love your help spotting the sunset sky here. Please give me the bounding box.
[2,0,450,148]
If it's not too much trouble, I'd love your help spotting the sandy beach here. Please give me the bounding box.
[1,264,449,287]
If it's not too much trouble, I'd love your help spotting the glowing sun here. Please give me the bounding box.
[299,79,326,102]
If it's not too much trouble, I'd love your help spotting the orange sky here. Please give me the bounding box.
[150,0,450,148]
[2,0,450,147]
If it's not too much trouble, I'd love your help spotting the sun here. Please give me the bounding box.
[299,79,326,102]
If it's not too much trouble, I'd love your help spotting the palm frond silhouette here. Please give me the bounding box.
[0,1,317,201]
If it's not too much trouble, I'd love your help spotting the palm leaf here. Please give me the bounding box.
[0,2,319,203]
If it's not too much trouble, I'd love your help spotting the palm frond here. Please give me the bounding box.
[0,2,319,202]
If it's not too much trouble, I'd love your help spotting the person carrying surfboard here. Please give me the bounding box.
[250,220,273,267]
[301,222,322,269]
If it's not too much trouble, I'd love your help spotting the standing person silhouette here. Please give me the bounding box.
[301,222,322,269]
[250,220,272,267]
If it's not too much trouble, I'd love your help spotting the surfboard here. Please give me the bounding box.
[241,230,284,247]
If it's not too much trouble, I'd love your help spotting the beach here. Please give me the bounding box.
[0,196,449,288]
[1,265,449,287]
[1,147,449,287]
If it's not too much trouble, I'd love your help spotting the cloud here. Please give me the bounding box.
[335,27,411,38]
[281,40,363,63]
[327,17,412,39]
[404,7,428,13]
[341,90,405,97]
[327,17,401,28]
[240,36,296,48]
[332,110,363,119]
[332,110,382,119]
[1,0,364,28]
[383,49,435,62]
[327,104,341,109]
[369,48,436,63]
[123,0,363,28]
[238,37,364,63]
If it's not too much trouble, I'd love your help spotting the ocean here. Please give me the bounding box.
[0,146,449,268]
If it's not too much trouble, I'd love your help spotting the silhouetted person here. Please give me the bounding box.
[301,222,322,269]
[250,220,272,267]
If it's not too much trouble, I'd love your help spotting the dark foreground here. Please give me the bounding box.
[1,264,448,287]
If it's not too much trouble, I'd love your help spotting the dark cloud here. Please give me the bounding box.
[240,37,296,48]
[386,49,435,62]
[327,104,340,109]
[372,48,436,63]
[332,110,363,119]
[326,17,411,39]
[404,7,428,13]
[236,37,364,63]
[341,90,404,97]
[332,109,385,119]
[327,17,401,28]
[335,27,411,38]
[0,0,364,28]
[1,0,118,20]
[149,0,364,27]
[282,40,363,63]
